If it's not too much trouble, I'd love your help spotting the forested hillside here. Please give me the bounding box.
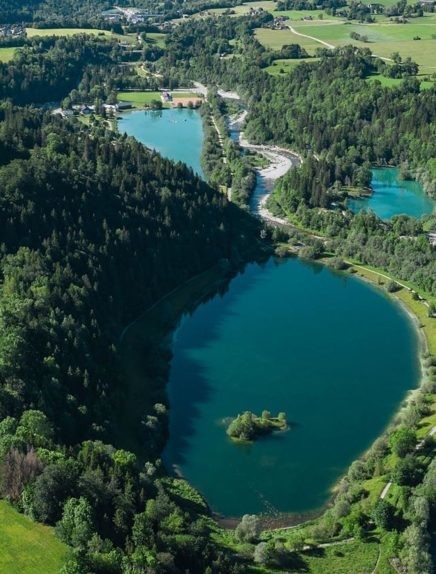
[0,29,261,571]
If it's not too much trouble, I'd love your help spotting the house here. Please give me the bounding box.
[117,102,133,111]
[428,233,436,246]
[103,104,117,113]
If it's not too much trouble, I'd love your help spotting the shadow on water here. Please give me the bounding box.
[116,257,268,461]
[162,261,271,468]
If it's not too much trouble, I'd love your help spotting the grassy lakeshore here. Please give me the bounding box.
[347,263,436,356]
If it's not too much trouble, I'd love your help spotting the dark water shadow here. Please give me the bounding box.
[163,261,273,468]
[116,256,271,460]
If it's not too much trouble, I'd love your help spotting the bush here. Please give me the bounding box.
[389,427,416,457]
[235,514,260,543]
[372,499,395,530]
[387,280,400,293]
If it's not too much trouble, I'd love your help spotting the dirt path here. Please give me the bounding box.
[286,25,394,63]
[378,425,435,501]
[287,24,335,49]
[371,547,382,574]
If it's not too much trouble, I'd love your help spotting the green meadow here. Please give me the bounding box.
[264,57,319,75]
[26,27,137,43]
[255,27,322,52]
[0,500,66,574]
[0,48,16,63]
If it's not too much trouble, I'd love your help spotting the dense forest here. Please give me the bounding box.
[0,27,263,571]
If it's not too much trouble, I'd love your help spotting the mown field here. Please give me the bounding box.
[0,500,66,574]
[118,90,199,108]
[0,48,16,63]
[118,91,165,107]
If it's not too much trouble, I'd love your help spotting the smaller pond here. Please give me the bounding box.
[349,168,434,220]
[118,108,204,178]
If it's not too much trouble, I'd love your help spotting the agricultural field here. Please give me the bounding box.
[26,28,137,43]
[255,27,322,52]
[0,47,16,63]
[199,1,277,17]
[255,14,436,68]
[0,500,66,574]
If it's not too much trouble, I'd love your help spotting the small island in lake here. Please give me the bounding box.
[226,410,288,442]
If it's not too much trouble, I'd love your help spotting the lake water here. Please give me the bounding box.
[119,108,204,178]
[120,110,421,516]
[163,257,420,516]
[349,168,434,220]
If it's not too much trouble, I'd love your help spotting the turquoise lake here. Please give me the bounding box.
[118,108,204,178]
[163,258,420,516]
[349,168,434,220]
[120,109,421,516]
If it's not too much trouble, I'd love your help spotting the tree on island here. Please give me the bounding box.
[226,411,287,442]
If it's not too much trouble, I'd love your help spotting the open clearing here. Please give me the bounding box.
[144,32,166,48]
[264,57,319,75]
[0,500,66,574]
[0,48,16,63]
[366,72,434,88]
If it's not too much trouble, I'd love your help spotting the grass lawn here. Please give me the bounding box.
[0,47,16,63]
[117,91,166,108]
[264,57,319,75]
[26,28,137,43]
[302,540,380,574]
[0,500,67,574]
[250,539,380,573]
